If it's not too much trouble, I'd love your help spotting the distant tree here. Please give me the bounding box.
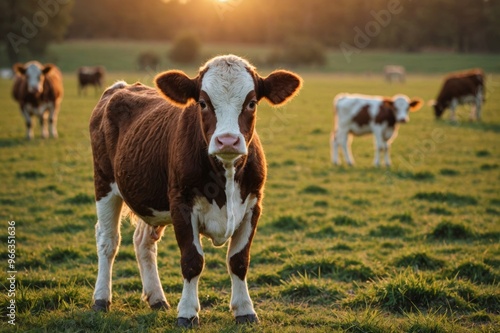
[0,0,74,66]
[168,31,201,64]
[268,37,327,66]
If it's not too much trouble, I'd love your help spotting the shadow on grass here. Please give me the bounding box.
[0,137,26,148]
[436,117,500,133]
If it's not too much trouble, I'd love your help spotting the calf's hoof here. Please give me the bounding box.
[92,299,110,312]
[150,300,170,311]
[177,316,199,328]
[235,314,259,324]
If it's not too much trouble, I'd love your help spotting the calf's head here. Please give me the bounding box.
[155,55,302,164]
[391,94,423,123]
[14,62,54,95]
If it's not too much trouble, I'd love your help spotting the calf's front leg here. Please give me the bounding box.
[172,205,204,328]
[21,107,33,140]
[48,101,60,138]
[449,98,458,122]
[227,205,260,324]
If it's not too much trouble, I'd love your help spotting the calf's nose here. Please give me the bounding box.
[215,134,240,151]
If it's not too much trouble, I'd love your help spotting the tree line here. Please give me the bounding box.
[2,0,500,65]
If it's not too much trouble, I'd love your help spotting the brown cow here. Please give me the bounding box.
[89,55,302,327]
[12,61,63,139]
[433,69,485,121]
[77,66,105,96]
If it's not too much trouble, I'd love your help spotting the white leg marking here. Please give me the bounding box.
[331,131,340,165]
[133,219,167,307]
[48,101,59,138]
[39,109,48,139]
[384,143,391,167]
[178,276,200,319]
[229,273,255,317]
[373,129,384,167]
[21,106,33,140]
[224,166,237,239]
[337,130,353,166]
[93,188,123,303]
[227,214,256,317]
[450,98,458,122]
[476,88,482,121]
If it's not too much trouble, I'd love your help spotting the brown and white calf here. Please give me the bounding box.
[331,93,422,167]
[89,55,302,327]
[77,66,105,96]
[433,69,485,121]
[12,61,63,139]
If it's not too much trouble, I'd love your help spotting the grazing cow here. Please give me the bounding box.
[89,55,302,327]
[384,65,405,83]
[331,93,423,167]
[77,66,105,96]
[433,69,485,121]
[12,61,63,139]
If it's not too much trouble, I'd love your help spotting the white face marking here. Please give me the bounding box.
[392,95,411,122]
[200,56,255,158]
[25,64,44,94]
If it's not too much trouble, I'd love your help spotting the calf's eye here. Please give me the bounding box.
[247,100,257,111]
[198,100,207,110]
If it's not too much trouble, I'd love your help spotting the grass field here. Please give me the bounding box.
[0,47,499,332]
[2,40,500,74]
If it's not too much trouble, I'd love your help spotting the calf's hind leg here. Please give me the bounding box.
[133,219,169,310]
[92,188,123,311]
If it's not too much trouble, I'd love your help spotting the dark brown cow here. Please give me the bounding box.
[433,69,485,121]
[12,61,63,139]
[331,93,423,167]
[89,55,302,327]
[77,66,105,96]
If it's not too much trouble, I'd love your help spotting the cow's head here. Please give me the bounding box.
[155,55,302,165]
[391,94,423,123]
[13,62,54,95]
[433,102,445,119]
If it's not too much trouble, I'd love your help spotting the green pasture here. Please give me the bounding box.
[2,40,500,74]
[0,50,499,332]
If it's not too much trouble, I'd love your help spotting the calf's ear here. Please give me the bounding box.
[155,70,199,106]
[13,63,26,75]
[42,64,55,75]
[409,98,423,112]
[258,70,302,106]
